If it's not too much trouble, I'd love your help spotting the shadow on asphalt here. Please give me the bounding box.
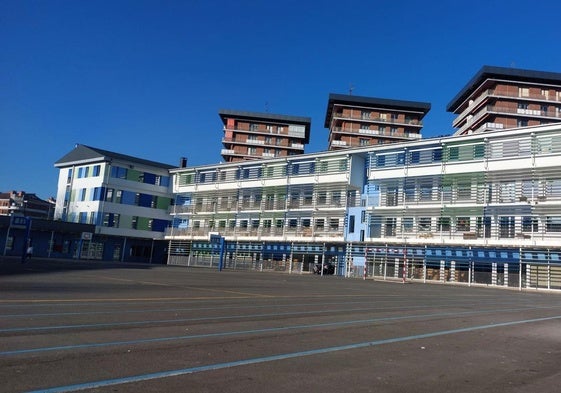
[0,256,156,276]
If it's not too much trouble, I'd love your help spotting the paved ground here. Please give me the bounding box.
[1,256,561,393]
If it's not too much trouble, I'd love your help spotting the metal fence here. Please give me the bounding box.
[167,244,561,291]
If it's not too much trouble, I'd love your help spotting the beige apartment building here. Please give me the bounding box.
[324,93,431,150]
[448,65,561,135]
[219,110,311,162]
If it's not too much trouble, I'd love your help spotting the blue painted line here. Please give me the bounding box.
[26,314,561,393]
[2,305,553,356]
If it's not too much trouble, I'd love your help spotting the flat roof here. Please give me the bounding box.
[447,65,561,112]
[218,109,311,143]
[324,93,431,128]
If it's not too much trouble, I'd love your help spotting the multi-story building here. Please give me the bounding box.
[448,65,561,135]
[324,93,430,150]
[53,144,175,261]
[0,191,55,219]
[219,109,311,162]
[166,123,561,290]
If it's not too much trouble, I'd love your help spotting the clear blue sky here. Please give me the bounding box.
[2,0,561,199]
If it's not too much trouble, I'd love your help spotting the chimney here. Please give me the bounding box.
[180,157,188,168]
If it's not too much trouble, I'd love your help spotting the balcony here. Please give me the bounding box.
[453,88,561,128]
[455,104,561,135]
[331,112,423,127]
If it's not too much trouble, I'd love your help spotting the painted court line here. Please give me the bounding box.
[26,314,561,393]
[3,305,555,356]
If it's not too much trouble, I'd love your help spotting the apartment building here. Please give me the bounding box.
[0,191,55,219]
[219,110,311,162]
[53,144,175,261]
[166,123,561,289]
[324,93,431,150]
[448,65,561,135]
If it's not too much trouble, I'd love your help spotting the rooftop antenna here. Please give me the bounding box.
[349,84,355,95]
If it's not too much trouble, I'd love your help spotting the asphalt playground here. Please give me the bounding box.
[1,256,560,393]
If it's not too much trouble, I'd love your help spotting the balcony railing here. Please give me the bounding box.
[332,112,423,127]
[453,88,561,128]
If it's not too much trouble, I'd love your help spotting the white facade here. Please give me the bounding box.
[54,145,174,240]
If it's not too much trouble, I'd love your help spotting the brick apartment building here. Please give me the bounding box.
[448,65,561,135]
[219,110,311,162]
[324,93,431,150]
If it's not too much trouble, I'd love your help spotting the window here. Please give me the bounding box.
[329,218,339,230]
[115,190,122,204]
[456,217,470,232]
[106,188,114,202]
[499,216,515,238]
[376,155,386,167]
[361,111,370,119]
[410,151,420,164]
[111,166,127,179]
[131,216,138,229]
[79,212,87,224]
[519,87,529,97]
[418,217,431,232]
[348,215,355,233]
[80,188,87,201]
[522,217,538,232]
[92,165,101,176]
[385,217,396,236]
[93,187,103,201]
[315,219,325,230]
[517,119,528,127]
[546,217,561,232]
[359,138,370,146]
[250,123,259,131]
[448,146,459,160]
[473,144,485,158]
[403,217,413,232]
[332,191,342,206]
[248,147,257,155]
[432,149,443,162]
[438,217,451,232]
